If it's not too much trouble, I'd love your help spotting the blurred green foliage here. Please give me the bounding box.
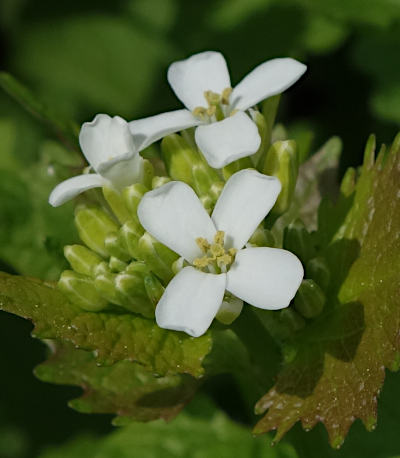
[0,0,399,457]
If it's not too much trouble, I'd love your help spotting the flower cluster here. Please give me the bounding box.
[49,51,307,337]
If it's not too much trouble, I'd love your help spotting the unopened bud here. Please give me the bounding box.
[152,176,171,189]
[144,274,165,305]
[122,183,148,219]
[250,109,268,167]
[58,270,108,312]
[102,186,130,224]
[93,270,123,306]
[75,206,119,257]
[114,271,154,318]
[137,232,178,283]
[280,308,305,332]
[248,226,275,247]
[104,232,131,262]
[119,219,145,259]
[262,140,298,215]
[283,219,315,264]
[215,296,243,325]
[294,279,325,318]
[64,245,103,277]
[141,159,154,189]
[222,157,253,181]
[161,134,198,184]
[109,256,128,273]
[306,257,330,290]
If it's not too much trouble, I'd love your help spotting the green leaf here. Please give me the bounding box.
[0,273,212,377]
[35,341,199,424]
[254,134,400,447]
[38,398,298,458]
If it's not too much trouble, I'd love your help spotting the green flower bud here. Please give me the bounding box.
[141,159,154,189]
[283,219,315,264]
[248,226,275,247]
[192,162,220,197]
[104,232,131,262]
[122,183,148,219]
[94,270,123,306]
[340,167,356,197]
[64,245,103,277]
[306,257,330,290]
[161,134,198,184]
[294,279,325,319]
[171,257,185,275]
[280,308,305,332]
[251,110,268,168]
[144,274,165,305]
[208,181,224,201]
[114,272,154,317]
[58,270,108,312]
[152,176,171,189]
[215,295,243,325]
[137,232,178,283]
[102,186,130,224]
[222,157,253,181]
[93,261,110,277]
[262,94,280,145]
[119,220,145,259]
[262,140,298,215]
[75,206,119,257]
[109,256,128,273]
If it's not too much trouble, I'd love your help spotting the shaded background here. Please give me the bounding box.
[0,0,399,457]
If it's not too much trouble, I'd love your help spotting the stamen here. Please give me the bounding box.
[206,105,216,117]
[193,106,207,120]
[196,237,210,253]
[204,90,221,106]
[214,231,225,245]
[193,256,211,269]
[221,87,232,105]
[229,109,239,117]
[210,243,225,258]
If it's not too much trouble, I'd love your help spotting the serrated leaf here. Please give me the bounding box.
[35,341,198,423]
[254,135,400,447]
[38,398,298,458]
[0,273,212,377]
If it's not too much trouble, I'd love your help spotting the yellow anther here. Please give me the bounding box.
[206,105,216,117]
[193,256,211,269]
[204,90,221,106]
[210,244,225,258]
[193,106,207,119]
[196,237,210,253]
[214,231,225,245]
[216,254,232,268]
[221,87,232,105]
[228,248,237,257]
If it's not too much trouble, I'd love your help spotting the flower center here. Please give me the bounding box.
[193,230,237,274]
[192,88,237,123]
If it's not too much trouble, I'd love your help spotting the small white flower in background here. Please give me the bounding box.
[49,114,146,207]
[138,169,304,337]
[129,51,306,169]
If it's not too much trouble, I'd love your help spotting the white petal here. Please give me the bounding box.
[215,296,243,325]
[156,266,226,337]
[195,112,260,169]
[137,181,216,263]
[226,247,303,310]
[99,152,144,189]
[231,58,307,111]
[79,114,136,172]
[168,51,231,111]
[212,169,281,249]
[128,109,202,151]
[48,174,106,207]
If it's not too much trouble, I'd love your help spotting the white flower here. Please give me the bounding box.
[138,169,304,337]
[129,51,306,169]
[49,114,146,207]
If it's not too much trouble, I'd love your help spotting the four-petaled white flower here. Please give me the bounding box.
[138,169,304,337]
[129,51,306,169]
[49,114,147,207]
